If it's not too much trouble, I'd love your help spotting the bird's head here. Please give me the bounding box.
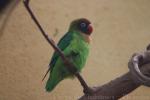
[69,18,93,36]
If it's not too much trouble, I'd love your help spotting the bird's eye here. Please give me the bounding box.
[80,23,86,28]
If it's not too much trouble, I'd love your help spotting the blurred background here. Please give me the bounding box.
[0,0,150,100]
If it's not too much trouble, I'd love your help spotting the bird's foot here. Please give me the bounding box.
[83,87,98,95]
[51,39,56,45]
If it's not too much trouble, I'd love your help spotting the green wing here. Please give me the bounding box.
[49,32,72,71]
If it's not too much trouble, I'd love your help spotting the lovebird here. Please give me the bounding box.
[44,18,93,92]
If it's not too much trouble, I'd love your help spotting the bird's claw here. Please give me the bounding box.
[83,87,98,95]
[23,0,30,5]
[51,39,56,45]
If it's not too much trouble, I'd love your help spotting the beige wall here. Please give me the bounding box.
[0,0,150,100]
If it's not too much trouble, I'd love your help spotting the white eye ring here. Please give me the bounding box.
[80,23,86,28]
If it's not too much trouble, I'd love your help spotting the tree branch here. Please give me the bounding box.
[79,50,150,100]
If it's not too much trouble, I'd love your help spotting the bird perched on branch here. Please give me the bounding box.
[45,18,93,92]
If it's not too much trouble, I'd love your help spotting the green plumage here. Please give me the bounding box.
[45,19,90,92]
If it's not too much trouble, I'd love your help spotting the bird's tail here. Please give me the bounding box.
[42,67,50,81]
[45,75,62,92]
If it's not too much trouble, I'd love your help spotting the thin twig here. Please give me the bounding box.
[23,0,90,94]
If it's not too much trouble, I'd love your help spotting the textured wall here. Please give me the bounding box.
[0,0,150,100]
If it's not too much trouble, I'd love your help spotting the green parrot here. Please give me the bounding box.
[45,18,93,92]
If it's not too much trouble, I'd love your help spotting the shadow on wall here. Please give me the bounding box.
[0,0,20,38]
[0,0,11,11]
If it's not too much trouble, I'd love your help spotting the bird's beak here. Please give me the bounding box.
[87,24,93,35]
